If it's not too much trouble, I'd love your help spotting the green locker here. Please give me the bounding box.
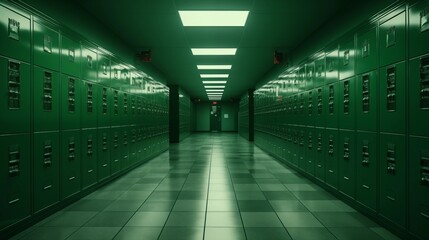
[110,128,121,174]
[297,126,306,171]
[324,82,339,129]
[97,128,110,181]
[339,37,355,80]
[379,133,406,228]
[314,55,325,88]
[314,127,326,182]
[356,131,377,211]
[136,127,143,161]
[60,74,81,130]
[130,94,137,125]
[110,60,122,90]
[325,47,339,84]
[356,26,378,74]
[356,70,377,132]
[81,44,97,83]
[33,20,59,71]
[61,34,81,78]
[33,66,60,132]
[314,87,325,128]
[0,134,30,230]
[379,11,406,67]
[409,136,429,240]
[111,89,121,126]
[339,130,355,199]
[305,61,315,90]
[121,127,130,170]
[81,81,98,128]
[60,130,81,199]
[97,85,111,128]
[129,127,137,165]
[0,58,30,134]
[0,5,30,62]
[122,92,129,126]
[409,55,429,136]
[409,1,429,58]
[325,128,339,189]
[306,127,315,176]
[339,77,356,130]
[306,90,315,127]
[33,132,59,212]
[81,129,98,189]
[379,62,406,134]
[97,53,110,86]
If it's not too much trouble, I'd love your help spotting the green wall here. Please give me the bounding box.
[192,101,238,132]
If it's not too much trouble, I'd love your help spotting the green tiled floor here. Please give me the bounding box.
[11,133,401,240]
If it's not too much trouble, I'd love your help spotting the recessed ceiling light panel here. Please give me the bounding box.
[191,48,236,55]
[197,65,232,70]
[204,85,225,88]
[206,89,224,92]
[202,81,227,84]
[201,74,229,78]
[179,11,249,27]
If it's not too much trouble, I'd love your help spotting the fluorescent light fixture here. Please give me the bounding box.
[197,65,232,70]
[178,11,249,27]
[206,89,224,92]
[191,48,236,55]
[202,81,227,84]
[200,74,229,78]
[207,93,223,95]
[204,85,225,89]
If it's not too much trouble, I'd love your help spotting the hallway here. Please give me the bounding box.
[11,133,400,240]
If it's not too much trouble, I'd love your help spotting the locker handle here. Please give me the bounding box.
[68,176,76,181]
[343,176,349,180]
[43,185,52,190]
[387,196,396,201]
[328,170,334,173]
[102,164,108,167]
[9,198,20,205]
[317,164,322,168]
[88,169,93,173]
[362,185,370,189]
[420,212,429,220]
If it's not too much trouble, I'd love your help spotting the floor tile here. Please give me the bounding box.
[235,191,266,200]
[241,212,283,227]
[285,184,319,191]
[204,227,246,240]
[329,227,386,240]
[43,211,98,227]
[237,200,274,212]
[287,227,337,240]
[277,212,324,227]
[269,200,309,212]
[263,191,297,200]
[370,227,402,240]
[245,227,292,240]
[207,200,239,211]
[114,226,162,240]
[206,212,243,227]
[159,227,204,240]
[314,212,378,227]
[85,211,134,227]
[172,200,207,211]
[165,212,205,227]
[19,227,78,240]
[104,200,143,212]
[64,199,112,212]
[126,212,169,226]
[292,191,337,200]
[67,227,121,240]
[146,191,180,201]
[138,200,175,212]
[301,200,356,212]
[258,184,288,191]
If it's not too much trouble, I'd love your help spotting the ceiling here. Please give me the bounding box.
[74,0,349,101]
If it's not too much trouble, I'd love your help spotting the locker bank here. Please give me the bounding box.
[0,0,428,239]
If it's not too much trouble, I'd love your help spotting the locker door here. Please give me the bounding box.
[0,58,30,134]
[111,89,120,126]
[81,81,98,128]
[60,75,81,130]
[306,90,315,127]
[339,37,355,80]
[356,70,377,132]
[339,77,356,130]
[356,26,378,74]
[297,127,306,171]
[356,131,377,210]
[306,62,315,90]
[33,67,60,131]
[409,1,429,58]
[61,35,81,78]
[33,21,59,71]
[325,82,339,129]
[339,130,356,199]
[97,53,110,87]
[97,128,110,181]
[60,130,81,199]
[81,45,97,83]
[129,127,137,165]
[314,127,326,182]
[325,48,339,84]
[121,127,130,170]
[379,11,406,67]
[314,87,325,128]
[314,55,326,88]
[409,136,429,240]
[379,133,406,228]
[325,129,339,189]
[305,128,315,176]
[97,85,110,128]
[33,132,59,212]
[379,62,406,134]
[0,134,30,230]
[409,55,429,136]
[0,5,31,62]
[110,128,121,174]
[81,129,98,189]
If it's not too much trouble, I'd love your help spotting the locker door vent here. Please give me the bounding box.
[102,134,108,152]
[68,139,75,161]
[420,9,429,32]
[317,88,323,115]
[113,133,119,149]
[43,141,53,167]
[87,137,93,156]
[8,18,20,40]
[362,142,370,167]
[362,74,370,112]
[68,78,75,112]
[87,83,93,113]
[299,93,304,113]
[123,132,128,146]
[101,62,108,75]
[8,61,21,109]
[8,145,20,177]
[123,93,128,114]
[420,57,429,109]
[43,35,52,53]
[328,136,334,156]
[102,87,108,114]
[386,67,396,111]
[343,139,350,161]
[329,85,334,115]
[113,90,119,115]
[308,132,313,150]
[43,71,53,111]
[343,50,350,66]
[68,49,75,62]
[343,80,350,114]
[421,155,429,186]
[386,26,396,47]
[87,55,93,69]
[308,91,313,116]
[387,144,396,175]
[317,133,322,152]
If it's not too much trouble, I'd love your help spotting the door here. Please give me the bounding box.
[210,105,221,132]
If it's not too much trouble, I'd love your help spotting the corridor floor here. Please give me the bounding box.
[11,133,401,240]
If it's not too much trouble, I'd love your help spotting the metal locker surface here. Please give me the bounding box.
[379,11,406,67]
[60,130,81,199]
[0,134,31,230]
[97,85,111,128]
[129,126,137,165]
[33,20,60,71]
[305,127,315,176]
[339,37,355,80]
[409,136,429,240]
[0,5,30,62]
[110,128,121,175]
[97,53,110,87]
[314,87,326,128]
[325,47,339,85]
[356,26,378,74]
[356,70,377,132]
[0,57,30,134]
[314,55,326,88]
[33,132,60,212]
[97,128,110,181]
[409,1,429,58]
[33,66,60,132]
[121,127,130,170]
[61,34,81,78]
[305,90,315,127]
[314,127,326,183]
[339,77,356,130]
[355,131,377,211]
[338,130,356,199]
[379,61,406,134]
[297,126,306,171]
[81,80,98,128]
[325,128,339,189]
[60,74,82,130]
[379,133,406,228]
[81,45,98,83]
[305,62,315,90]
[409,55,429,136]
[81,129,98,189]
[324,82,339,129]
